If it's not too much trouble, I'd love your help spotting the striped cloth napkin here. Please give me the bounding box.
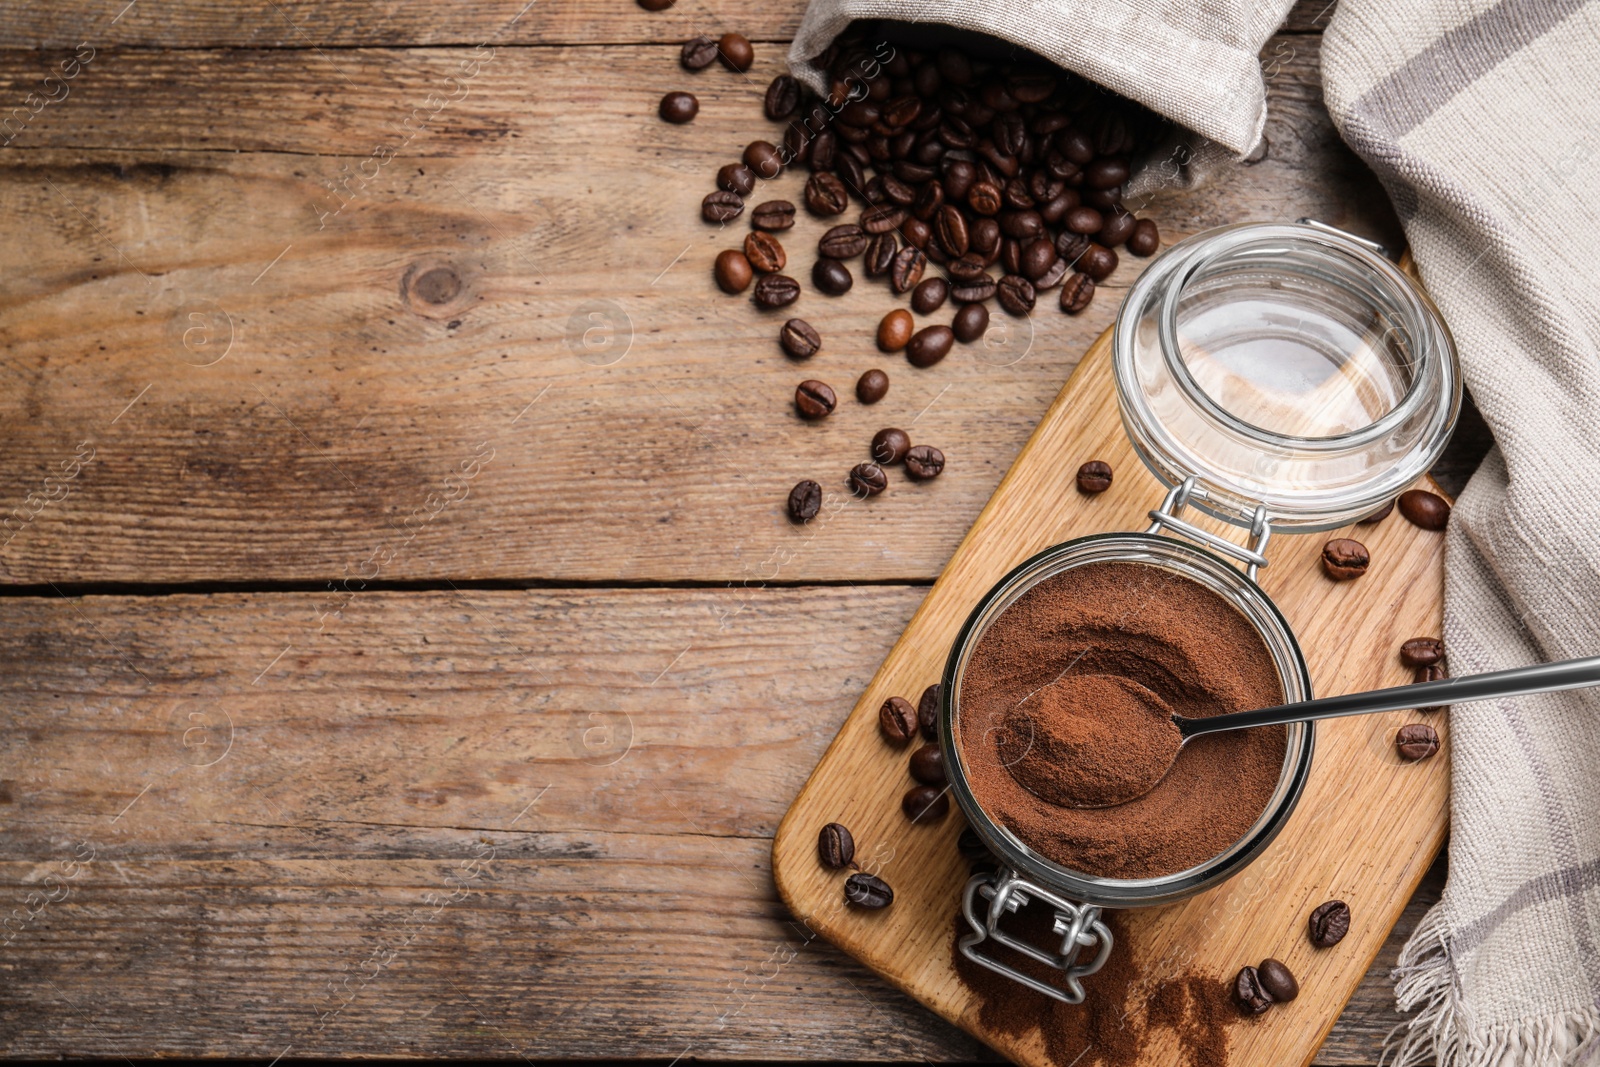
[1322,3,1600,1065]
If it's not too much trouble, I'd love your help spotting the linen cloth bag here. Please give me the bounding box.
[791,1,1600,1065]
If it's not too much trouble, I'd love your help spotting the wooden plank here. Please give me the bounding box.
[772,330,1450,1067]
[0,38,1400,587]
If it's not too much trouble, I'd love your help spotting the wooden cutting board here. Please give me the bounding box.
[771,326,1449,1067]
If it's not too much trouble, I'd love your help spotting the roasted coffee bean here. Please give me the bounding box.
[1057,230,1090,263]
[788,479,822,522]
[968,181,1003,216]
[942,157,976,198]
[971,216,1003,258]
[1309,900,1351,947]
[902,784,949,823]
[1398,489,1451,530]
[1076,460,1113,494]
[918,683,941,740]
[1064,205,1104,235]
[782,123,811,169]
[1233,966,1274,1015]
[912,181,944,221]
[877,309,914,352]
[743,140,782,179]
[764,74,801,121]
[881,175,917,206]
[951,276,997,304]
[890,246,927,293]
[856,368,889,404]
[871,427,912,466]
[1000,210,1043,241]
[883,94,923,128]
[909,742,946,786]
[1040,190,1078,225]
[902,216,932,249]
[753,273,800,309]
[1083,184,1121,210]
[681,34,719,70]
[813,257,854,295]
[804,172,850,217]
[743,231,786,273]
[638,0,675,10]
[1086,156,1131,190]
[659,91,699,124]
[703,190,745,223]
[957,827,992,863]
[1400,637,1445,668]
[1127,217,1161,257]
[795,379,836,419]
[1020,237,1057,280]
[818,224,868,259]
[1396,723,1440,761]
[862,204,908,234]
[818,822,855,868]
[1321,537,1370,581]
[1099,209,1137,247]
[865,233,898,276]
[907,325,954,367]
[1078,242,1119,281]
[809,127,838,172]
[714,249,753,294]
[843,872,893,908]
[1032,257,1069,291]
[905,445,945,480]
[751,199,796,231]
[912,277,949,314]
[952,302,989,342]
[838,100,881,128]
[1358,499,1395,524]
[948,255,988,283]
[879,695,918,744]
[997,274,1035,316]
[1414,664,1448,712]
[717,162,756,196]
[718,32,754,72]
[836,152,868,196]
[780,317,821,359]
[1056,127,1095,165]
[850,462,888,497]
[1257,959,1298,1002]
[1000,237,1023,276]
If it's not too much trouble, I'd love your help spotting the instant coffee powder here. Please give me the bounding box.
[958,560,1285,880]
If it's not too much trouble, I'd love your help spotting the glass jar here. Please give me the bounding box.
[939,220,1460,1003]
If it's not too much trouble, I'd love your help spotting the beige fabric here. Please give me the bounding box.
[1322,2,1600,1065]
[786,0,1297,161]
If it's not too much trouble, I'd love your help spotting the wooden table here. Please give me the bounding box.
[0,1,1481,1062]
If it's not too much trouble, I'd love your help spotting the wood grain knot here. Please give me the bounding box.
[412,266,462,305]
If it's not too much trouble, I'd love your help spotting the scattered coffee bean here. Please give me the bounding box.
[890,246,927,294]
[905,444,945,480]
[1398,489,1451,530]
[681,35,719,70]
[1078,242,1119,280]
[1021,238,1058,281]
[1414,664,1448,712]
[714,249,753,294]
[1396,723,1440,761]
[918,683,940,740]
[1309,900,1351,947]
[1060,273,1095,314]
[702,190,744,223]
[743,231,786,273]
[952,302,989,343]
[1098,209,1137,247]
[843,871,893,908]
[1076,460,1113,494]
[718,32,754,72]
[864,233,898,276]
[818,224,868,259]
[850,462,888,497]
[907,325,955,367]
[909,742,946,786]
[912,277,949,314]
[813,257,854,295]
[1358,499,1395,524]
[950,276,997,304]
[780,317,821,358]
[997,274,1035,316]
[763,74,800,121]
[876,311,914,355]
[879,696,918,743]
[659,91,698,124]
[717,162,756,196]
[637,0,674,10]
[1065,205,1104,235]
[856,368,889,404]
[902,784,949,823]
[818,822,855,869]
[1127,218,1160,257]
[804,172,850,216]
[743,140,782,179]
[1400,637,1444,668]
[1321,538,1370,581]
[1257,959,1298,1003]
[787,478,822,522]
[794,379,836,419]
[1233,966,1273,1015]
[872,427,911,466]
[751,199,796,231]
[753,273,800,309]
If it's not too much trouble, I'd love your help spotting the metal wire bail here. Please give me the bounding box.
[957,867,1114,1004]
[1145,476,1273,580]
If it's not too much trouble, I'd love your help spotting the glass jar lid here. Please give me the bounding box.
[1112,221,1461,531]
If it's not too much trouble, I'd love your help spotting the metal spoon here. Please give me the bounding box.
[1073,654,1600,808]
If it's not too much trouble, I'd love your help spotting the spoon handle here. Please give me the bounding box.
[1177,654,1600,739]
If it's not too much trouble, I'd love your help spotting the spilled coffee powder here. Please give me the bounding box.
[958,561,1285,879]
